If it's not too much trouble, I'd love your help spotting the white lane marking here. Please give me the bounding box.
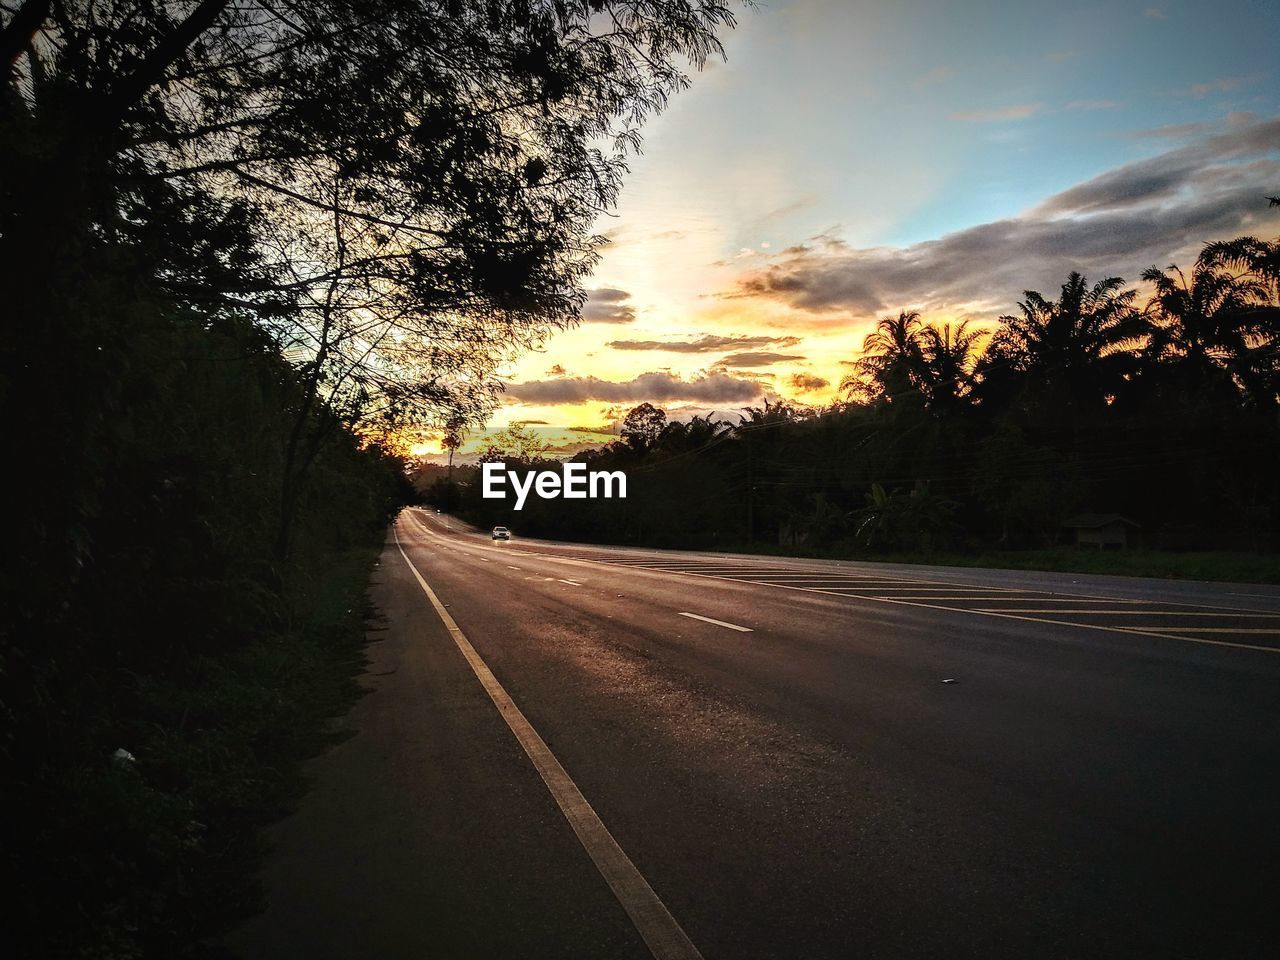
[826,595,1126,602]
[837,589,1024,595]
[677,612,753,633]
[945,597,1144,604]
[558,579,583,586]
[975,609,1280,617]
[393,524,703,960]
[507,565,522,570]
[837,585,1031,592]
[1116,627,1280,634]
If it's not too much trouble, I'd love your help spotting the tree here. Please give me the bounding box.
[919,320,984,414]
[476,423,551,464]
[978,272,1147,414]
[1141,259,1272,405]
[3,0,740,556]
[854,481,957,553]
[1202,233,1280,304]
[783,491,851,546]
[442,414,467,479]
[619,402,669,453]
[1198,232,1280,407]
[841,310,926,404]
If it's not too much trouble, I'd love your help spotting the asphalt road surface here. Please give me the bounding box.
[229,509,1280,959]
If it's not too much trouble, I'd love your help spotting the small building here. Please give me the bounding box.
[1062,513,1142,549]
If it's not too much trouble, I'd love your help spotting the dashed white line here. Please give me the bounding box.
[558,579,583,586]
[677,612,753,633]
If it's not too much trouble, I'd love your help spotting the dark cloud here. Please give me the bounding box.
[581,287,636,323]
[716,351,807,368]
[1035,118,1280,215]
[607,334,801,352]
[788,373,830,392]
[731,117,1280,319]
[547,363,567,376]
[505,371,765,405]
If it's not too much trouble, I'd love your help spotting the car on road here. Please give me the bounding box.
[491,526,511,541]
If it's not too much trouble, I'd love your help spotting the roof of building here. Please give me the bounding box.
[1062,513,1141,529]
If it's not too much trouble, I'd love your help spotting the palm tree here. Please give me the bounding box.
[1164,235,1280,407]
[1202,234,1280,304]
[918,320,984,414]
[841,310,926,404]
[978,272,1147,411]
[1141,260,1271,402]
[854,481,957,552]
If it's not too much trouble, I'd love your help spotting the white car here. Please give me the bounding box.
[491,526,511,541]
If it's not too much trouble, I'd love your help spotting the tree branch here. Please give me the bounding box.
[97,0,230,131]
[0,0,49,68]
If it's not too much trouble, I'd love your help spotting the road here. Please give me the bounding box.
[230,509,1280,959]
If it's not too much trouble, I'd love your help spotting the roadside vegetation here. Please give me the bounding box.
[1,2,736,957]
[425,230,1280,577]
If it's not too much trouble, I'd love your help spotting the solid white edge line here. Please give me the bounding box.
[393,522,704,960]
[677,612,753,633]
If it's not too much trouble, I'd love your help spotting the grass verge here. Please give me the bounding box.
[36,545,382,959]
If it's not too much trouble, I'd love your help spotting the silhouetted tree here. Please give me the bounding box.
[1142,259,1271,405]
[620,402,670,453]
[476,423,552,463]
[841,310,926,404]
[919,320,984,414]
[443,414,467,479]
[1204,234,1280,302]
[3,0,740,558]
[978,272,1147,417]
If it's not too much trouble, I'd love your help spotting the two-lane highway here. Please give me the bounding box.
[231,510,1280,959]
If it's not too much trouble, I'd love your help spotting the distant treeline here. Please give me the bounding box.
[423,237,1280,553]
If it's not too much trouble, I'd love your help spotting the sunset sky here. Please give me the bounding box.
[440,0,1280,455]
